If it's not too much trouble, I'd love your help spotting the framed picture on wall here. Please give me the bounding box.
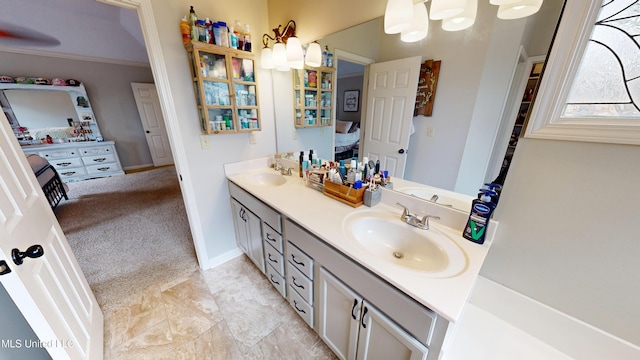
[344,90,359,112]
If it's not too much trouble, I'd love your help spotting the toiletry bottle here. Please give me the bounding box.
[234,20,243,50]
[338,160,347,182]
[228,25,237,49]
[347,159,357,183]
[308,149,314,163]
[180,16,191,44]
[188,6,198,42]
[299,151,304,178]
[205,18,212,43]
[243,24,252,52]
[463,190,497,245]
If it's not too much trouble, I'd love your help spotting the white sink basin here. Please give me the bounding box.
[244,172,287,186]
[343,210,467,277]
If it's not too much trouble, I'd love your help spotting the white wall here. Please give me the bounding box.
[147,0,276,265]
[0,52,155,168]
[481,138,640,346]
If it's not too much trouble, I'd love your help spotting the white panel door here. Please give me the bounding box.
[356,300,428,360]
[0,112,103,359]
[131,83,174,167]
[318,267,361,360]
[362,57,421,178]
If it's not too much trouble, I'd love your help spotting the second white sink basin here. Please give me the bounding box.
[343,209,468,278]
[244,172,287,186]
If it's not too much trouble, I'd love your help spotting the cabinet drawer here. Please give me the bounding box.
[58,167,87,179]
[82,154,116,166]
[40,149,79,159]
[288,284,313,328]
[286,260,313,305]
[264,241,285,276]
[50,157,83,169]
[286,241,314,280]
[265,263,286,298]
[263,224,283,253]
[80,145,115,156]
[86,163,121,174]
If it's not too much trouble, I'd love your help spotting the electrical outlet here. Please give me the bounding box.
[292,129,298,140]
[249,132,257,144]
[320,127,325,136]
[200,134,211,149]
[427,127,435,137]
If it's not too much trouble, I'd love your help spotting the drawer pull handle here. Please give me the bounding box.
[266,233,276,242]
[268,253,278,264]
[93,157,107,162]
[293,300,306,314]
[291,254,305,267]
[292,276,304,290]
[361,306,369,328]
[97,167,110,171]
[56,162,72,167]
[270,274,280,285]
[61,171,76,176]
[351,299,358,320]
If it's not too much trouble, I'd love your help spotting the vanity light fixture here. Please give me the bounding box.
[384,0,543,42]
[261,20,322,71]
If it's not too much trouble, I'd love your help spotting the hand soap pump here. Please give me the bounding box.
[299,151,304,178]
[463,190,497,245]
[478,183,502,205]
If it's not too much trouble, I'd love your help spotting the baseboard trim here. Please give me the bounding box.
[470,276,640,359]
[123,163,155,172]
[203,248,244,270]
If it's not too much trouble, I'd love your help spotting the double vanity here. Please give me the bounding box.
[225,157,496,360]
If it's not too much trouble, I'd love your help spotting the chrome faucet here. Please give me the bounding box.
[396,203,440,230]
[279,167,293,176]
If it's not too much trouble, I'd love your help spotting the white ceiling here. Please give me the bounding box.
[0,0,148,64]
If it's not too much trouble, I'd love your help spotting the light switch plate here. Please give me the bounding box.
[427,127,435,137]
[200,134,211,149]
[249,132,257,144]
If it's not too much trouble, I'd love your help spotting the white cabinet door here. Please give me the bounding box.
[319,267,361,360]
[230,199,248,253]
[356,301,428,360]
[230,198,265,274]
[245,210,265,274]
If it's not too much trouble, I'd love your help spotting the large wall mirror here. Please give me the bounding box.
[1,83,102,143]
[273,0,565,210]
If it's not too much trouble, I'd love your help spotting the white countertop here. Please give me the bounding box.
[225,158,495,322]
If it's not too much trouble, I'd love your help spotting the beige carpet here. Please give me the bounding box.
[55,166,199,312]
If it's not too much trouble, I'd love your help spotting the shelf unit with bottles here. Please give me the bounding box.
[292,66,335,128]
[184,41,260,134]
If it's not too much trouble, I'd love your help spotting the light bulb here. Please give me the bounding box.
[261,47,275,69]
[442,0,477,31]
[401,2,429,43]
[286,36,304,69]
[497,0,543,19]
[305,42,322,67]
[384,0,414,34]
[430,0,465,20]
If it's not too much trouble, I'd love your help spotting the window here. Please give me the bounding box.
[525,0,640,144]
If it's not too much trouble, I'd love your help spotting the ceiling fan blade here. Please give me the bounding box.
[0,22,60,47]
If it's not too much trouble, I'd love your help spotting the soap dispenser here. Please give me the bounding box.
[463,190,496,245]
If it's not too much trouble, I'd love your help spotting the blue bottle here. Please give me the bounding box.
[463,190,496,244]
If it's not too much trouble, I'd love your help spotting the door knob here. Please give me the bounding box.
[398,149,405,154]
[12,245,44,265]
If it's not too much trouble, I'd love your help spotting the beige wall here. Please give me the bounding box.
[0,52,155,169]
[267,0,386,43]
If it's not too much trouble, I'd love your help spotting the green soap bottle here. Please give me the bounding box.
[463,190,496,244]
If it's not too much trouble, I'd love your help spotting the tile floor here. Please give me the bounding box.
[103,255,338,359]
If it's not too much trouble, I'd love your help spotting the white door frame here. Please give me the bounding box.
[98,0,209,268]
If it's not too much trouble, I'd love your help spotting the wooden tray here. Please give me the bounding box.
[323,181,365,207]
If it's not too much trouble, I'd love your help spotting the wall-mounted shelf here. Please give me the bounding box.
[184,41,261,134]
[293,66,335,128]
